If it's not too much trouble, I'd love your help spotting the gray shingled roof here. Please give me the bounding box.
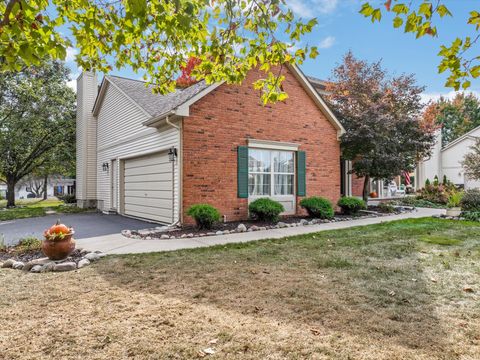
[106,75,211,119]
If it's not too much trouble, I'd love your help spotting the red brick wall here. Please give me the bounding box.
[181,67,342,223]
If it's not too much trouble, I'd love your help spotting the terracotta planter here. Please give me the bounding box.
[42,232,76,260]
[446,207,462,217]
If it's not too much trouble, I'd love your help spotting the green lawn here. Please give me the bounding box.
[1,218,479,359]
[0,198,89,221]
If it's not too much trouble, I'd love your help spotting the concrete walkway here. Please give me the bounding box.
[76,208,445,255]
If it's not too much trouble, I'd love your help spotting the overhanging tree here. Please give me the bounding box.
[0,61,75,207]
[0,0,318,104]
[360,1,479,91]
[325,52,435,201]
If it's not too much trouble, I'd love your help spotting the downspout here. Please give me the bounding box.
[166,115,181,227]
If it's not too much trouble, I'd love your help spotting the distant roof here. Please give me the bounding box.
[106,75,210,119]
[442,124,480,151]
[306,76,328,95]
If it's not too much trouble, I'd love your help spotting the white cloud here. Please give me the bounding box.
[66,47,79,62]
[420,90,480,104]
[319,36,335,49]
[286,0,339,18]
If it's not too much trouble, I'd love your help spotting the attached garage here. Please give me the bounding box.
[122,151,174,223]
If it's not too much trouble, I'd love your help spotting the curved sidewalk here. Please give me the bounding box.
[76,208,445,255]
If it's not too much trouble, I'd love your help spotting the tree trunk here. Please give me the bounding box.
[362,175,370,203]
[43,174,48,200]
[6,179,16,207]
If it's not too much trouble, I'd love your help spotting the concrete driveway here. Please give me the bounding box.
[0,212,156,246]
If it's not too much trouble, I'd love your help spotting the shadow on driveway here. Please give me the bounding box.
[0,212,156,246]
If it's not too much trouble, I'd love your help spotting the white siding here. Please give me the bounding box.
[443,136,477,186]
[95,82,180,223]
[76,72,98,201]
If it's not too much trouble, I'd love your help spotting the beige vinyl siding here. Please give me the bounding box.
[95,82,180,223]
[76,72,98,200]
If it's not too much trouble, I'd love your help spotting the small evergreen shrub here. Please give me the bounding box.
[299,196,334,219]
[460,189,480,212]
[59,194,76,204]
[249,198,284,222]
[187,204,221,229]
[378,202,396,213]
[337,196,366,215]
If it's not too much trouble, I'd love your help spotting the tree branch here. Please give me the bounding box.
[0,0,20,28]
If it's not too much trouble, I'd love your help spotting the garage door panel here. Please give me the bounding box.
[124,196,172,209]
[123,151,173,223]
[124,156,170,170]
[124,172,172,182]
[124,180,172,191]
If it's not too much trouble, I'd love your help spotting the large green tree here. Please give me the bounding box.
[325,52,435,201]
[360,1,479,91]
[0,0,318,103]
[0,61,75,207]
[423,93,480,146]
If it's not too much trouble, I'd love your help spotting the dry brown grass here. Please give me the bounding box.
[1,218,479,359]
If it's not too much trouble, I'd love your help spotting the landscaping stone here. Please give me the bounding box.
[2,259,15,268]
[85,252,105,262]
[23,257,51,271]
[77,258,91,269]
[53,262,77,272]
[12,261,25,270]
[145,236,152,240]
[160,234,170,239]
[187,233,194,238]
[300,219,308,226]
[80,248,90,255]
[180,234,187,238]
[215,231,223,235]
[121,230,132,237]
[237,224,247,232]
[30,265,43,273]
[40,262,55,273]
[249,226,259,231]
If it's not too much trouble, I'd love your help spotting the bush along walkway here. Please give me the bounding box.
[76,207,445,255]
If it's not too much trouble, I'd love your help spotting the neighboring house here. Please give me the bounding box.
[0,176,75,200]
[416,126,480,189]
[76,65,346,224]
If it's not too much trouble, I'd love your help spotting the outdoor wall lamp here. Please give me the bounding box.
[168,147,178,162]
[102,162,109,172]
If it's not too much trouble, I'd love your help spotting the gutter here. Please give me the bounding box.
[142,110,176,127]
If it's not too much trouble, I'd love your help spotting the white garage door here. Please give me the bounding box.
[123,152,173,223]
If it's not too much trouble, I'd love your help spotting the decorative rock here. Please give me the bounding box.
[2,259,15,268]
[121,230,132,237]
[23,257,51,271]
[145,236,152,240]
[277,222,288,228]
[207,232,215,236]
[300,219,308,226]
[215,231,223,235]
[237,224,247,232]
[180,234,187,238]
[80,248,90,255]
[85,252,105,262]
[30,265,43,273]
[77,258,91,269]
[138,229,152,236]
[249,225,259,231]
[160,234,170,239]
[258,227,267,231]
[187,233,194,238]
[170,236,176,239]
[12,261,25,270]
[53,262,77,272]
[0,262,3,268]
[223,230,230,235]
[40,262,55,273]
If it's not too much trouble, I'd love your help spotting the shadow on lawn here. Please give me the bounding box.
[94,220,474,358]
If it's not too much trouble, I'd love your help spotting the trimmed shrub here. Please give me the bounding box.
[460,189,480,212]
[59,194,76,204]
[299,196,334,219]
[337,196,366,215]
[416,184,450,204]
[249,198,284,222]
[187,204,221,229]
[378,202,396,213]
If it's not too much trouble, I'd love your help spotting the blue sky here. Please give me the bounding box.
[64,0,479,101]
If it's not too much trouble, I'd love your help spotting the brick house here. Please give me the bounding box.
[76,64,346,224]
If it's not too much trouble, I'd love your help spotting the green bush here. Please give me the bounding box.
[416,184,450,204]
[337,196,366,215]
[447,190,464,208]
[187,204,221,229]
[249,198,284,222]
[461,211,480,222]
[59,194,76,204]
[299,196,334,219]
[460,189,480,212]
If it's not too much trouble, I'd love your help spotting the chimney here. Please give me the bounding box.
[76,71,98,208]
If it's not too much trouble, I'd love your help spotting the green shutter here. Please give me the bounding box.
[238,146,249,198]
[297,151,306,196]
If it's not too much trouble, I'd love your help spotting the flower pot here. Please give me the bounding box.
[42,232,76,260]
[369,191,378,198]
[446,207,462,217]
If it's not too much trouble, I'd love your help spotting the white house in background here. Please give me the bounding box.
[416,126,480,189]
[0,176,75,200]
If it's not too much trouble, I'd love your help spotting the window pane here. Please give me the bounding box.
[274,174,294,195]
[248,149,271,173]
[274,151,294,173]
[249,174,271,196]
